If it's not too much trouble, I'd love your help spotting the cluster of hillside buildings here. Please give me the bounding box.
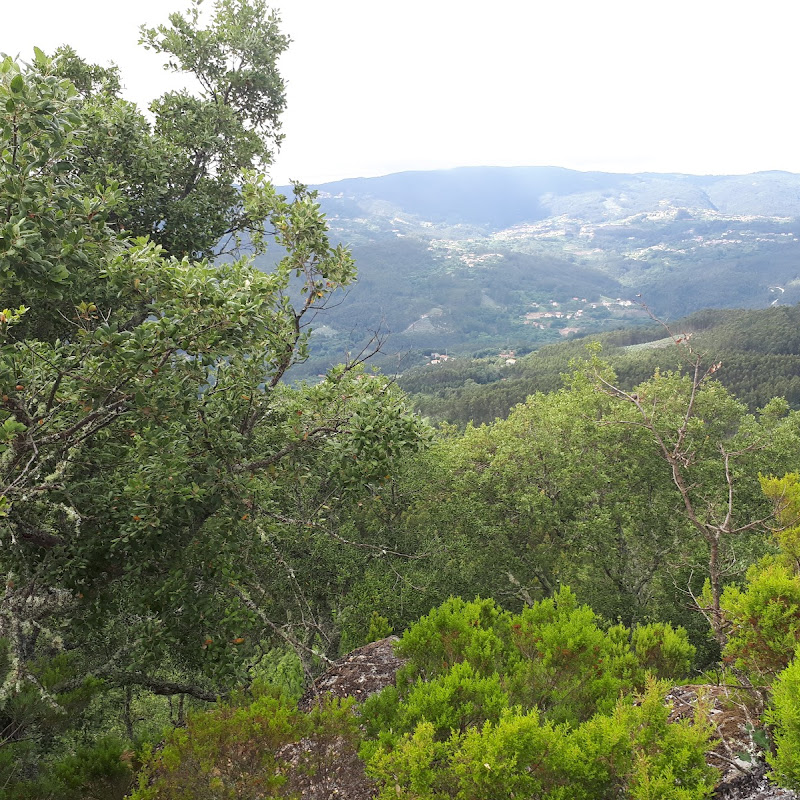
[523,297,635,335]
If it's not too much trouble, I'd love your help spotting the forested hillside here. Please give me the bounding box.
[402,305,800,425]
[5,3,800,799]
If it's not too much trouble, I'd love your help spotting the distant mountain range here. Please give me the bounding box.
[265,167,800,378]
[314,166,800,227]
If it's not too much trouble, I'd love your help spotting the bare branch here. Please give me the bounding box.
[114,674,218,703]
[230,582,334,670]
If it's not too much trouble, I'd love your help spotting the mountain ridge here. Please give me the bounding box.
[306,166,800,226]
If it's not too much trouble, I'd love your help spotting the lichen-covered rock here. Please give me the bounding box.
[278,637,406,800]
[714,767,797,800]
[276,734,376,800]
[298,636,405,712]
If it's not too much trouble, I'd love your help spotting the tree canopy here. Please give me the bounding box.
[0,4,429,791]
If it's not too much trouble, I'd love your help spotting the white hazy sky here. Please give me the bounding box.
[3,0,799,185]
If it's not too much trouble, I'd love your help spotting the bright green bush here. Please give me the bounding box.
[380,590,697,728]
[365,680,718,800]
[365,662,509,746]
[393,596,513,685]
[566,681,716,800]
[631,622,696,681]
[623,679,718,800]
[367,721,456,800]
[765,649,800,788]
[363,593,713,799]
[366,611,394,644]
[720,562,800,680]
[126,592,706,799]
[450,708,570,800]
[505,587,641,724]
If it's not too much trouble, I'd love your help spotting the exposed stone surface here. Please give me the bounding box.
[298,636,405,712]
[279,637,406,800]
[715,768,797,800]
[276,734,376,800]
[664,684,797,800]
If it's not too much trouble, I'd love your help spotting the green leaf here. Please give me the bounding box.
[33,46,49,68]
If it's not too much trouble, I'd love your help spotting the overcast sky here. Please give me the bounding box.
[3,0,798,185]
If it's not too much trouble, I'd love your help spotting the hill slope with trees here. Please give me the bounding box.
[402,305,800,425]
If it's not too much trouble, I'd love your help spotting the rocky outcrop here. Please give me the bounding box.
[715,769,797,800]
[275,734,376,800]
[281,637,405,800]
[298,636,405,712]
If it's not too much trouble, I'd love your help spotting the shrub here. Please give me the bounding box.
[505,588,638,724]
[450,708,570,800]
[765,649,800,789]
[130,686,357,800]
[631,622,696,680]
[0,736,134,800]
[365,680,718,800]
[721,563,800,680]
[393,597,512,686]
[367,721,456,800]
[45,737,135,800]
[387,589,698,727]
[363,593,715,799]
[367,661,509,745]
[624,678,718,800]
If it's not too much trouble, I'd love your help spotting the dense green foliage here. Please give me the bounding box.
[767,651,800,789]
[52,0,289,260]
[392,359,800,662]
[720,562,800,680]
[359,594,714,800]
[368,592,695,726]
[0,6,429,793]
[131,688,358,799]
[706,473,800,788]
[112,596,715,800]
[364,683,716,800]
